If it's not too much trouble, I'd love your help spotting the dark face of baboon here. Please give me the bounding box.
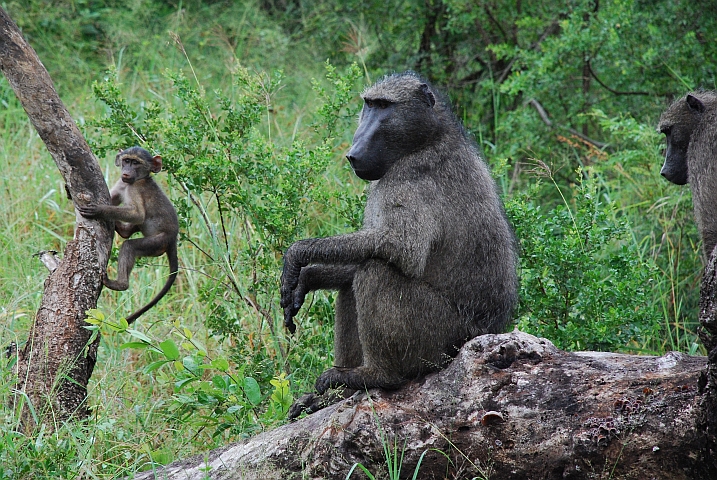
[658,94,706,185]
[658,91,717,256]
[347,81,441,180]
[281,72,518,417]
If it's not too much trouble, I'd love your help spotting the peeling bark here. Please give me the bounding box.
[0,7,112,427]
[131,331,714,480]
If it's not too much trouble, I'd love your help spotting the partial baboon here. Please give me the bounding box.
[281,72,518,415]
[78,146,179,323]
[658,91,717,256]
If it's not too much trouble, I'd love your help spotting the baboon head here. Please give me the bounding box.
[346,72,444,181]
[658,93,709,185]
[115,146,162,185]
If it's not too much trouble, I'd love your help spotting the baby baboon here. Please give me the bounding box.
[78,146,179,323]
[281,72,518,414]
[658,91,717,256]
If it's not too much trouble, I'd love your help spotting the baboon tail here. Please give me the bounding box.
[125,244,178,324]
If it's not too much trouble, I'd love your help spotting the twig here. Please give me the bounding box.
[527,98,609,150]
[587,60,650,96]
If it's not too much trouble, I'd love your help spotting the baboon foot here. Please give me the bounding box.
[103,275,128,291]
[315,366,404,395]
[288,388,357,420]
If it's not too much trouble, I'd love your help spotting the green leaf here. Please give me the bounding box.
[211,357,230,372]
[160,339,180,360]
[85,309,105,324]
[175,376,198,390]
[126,328,153,343]
[119,341,152,350]
[143,360,171,374]
[243,377,262,405]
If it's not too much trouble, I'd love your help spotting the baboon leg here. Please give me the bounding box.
[288,267,362,419]
[333,285,363,368]
[104,234,169,291]
[315,259,459,394]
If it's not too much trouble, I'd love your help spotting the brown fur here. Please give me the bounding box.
[78,146,179,323]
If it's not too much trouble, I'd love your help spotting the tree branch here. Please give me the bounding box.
[587,60,650,96]
[130,331,715,479]
[528,98,609,150]
[0,6,113,427]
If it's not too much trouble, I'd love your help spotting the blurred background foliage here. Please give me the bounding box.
[1,0,715,476]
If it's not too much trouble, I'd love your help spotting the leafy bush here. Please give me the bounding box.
[509,167,662,352]
[88,56,364,434]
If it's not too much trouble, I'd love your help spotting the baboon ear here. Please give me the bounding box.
[419,83,436,108]
[686,94,705,113]
[114,151,122,166]
[150,155,163,173]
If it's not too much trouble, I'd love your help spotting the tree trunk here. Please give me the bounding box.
[697,246,717,468]
[0,7,112,427]
[131,330,715,480]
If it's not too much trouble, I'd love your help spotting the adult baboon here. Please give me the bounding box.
[658,91,717,256]
[281,72,518,415]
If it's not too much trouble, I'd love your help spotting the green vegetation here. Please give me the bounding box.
[0,0,713,477]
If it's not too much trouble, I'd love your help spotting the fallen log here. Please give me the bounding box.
[131,330,713,479]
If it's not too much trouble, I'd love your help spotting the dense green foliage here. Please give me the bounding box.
[0,0,714,477]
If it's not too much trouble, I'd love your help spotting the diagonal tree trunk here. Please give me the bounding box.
[0,7,112,428]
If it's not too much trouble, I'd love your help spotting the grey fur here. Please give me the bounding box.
[658,91,717,256]
[281,72,518,414]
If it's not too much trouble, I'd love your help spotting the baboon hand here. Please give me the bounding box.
[280,265,300,333]
[77,204,103,218]
[280,244,307,333]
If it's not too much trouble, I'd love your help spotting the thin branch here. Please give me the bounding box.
[528,98,609,150]
[587,60,650,96]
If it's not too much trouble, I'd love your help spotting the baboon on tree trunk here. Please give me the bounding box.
[658,91,717,257]
[281,72,518,417]
[79,147,179,323]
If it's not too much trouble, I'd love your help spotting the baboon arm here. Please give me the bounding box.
[110,190,123,206]
[96,204,145,225]
[297,264,357,291]
[285,221,437,279]
[281,226,436,307]
[281,264,356,324]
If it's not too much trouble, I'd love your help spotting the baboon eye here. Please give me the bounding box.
[366,99,391,109]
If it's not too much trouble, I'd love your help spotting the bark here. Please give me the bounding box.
[131,330,714,480]
[697,246,717,468]
[0,7,112,426]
